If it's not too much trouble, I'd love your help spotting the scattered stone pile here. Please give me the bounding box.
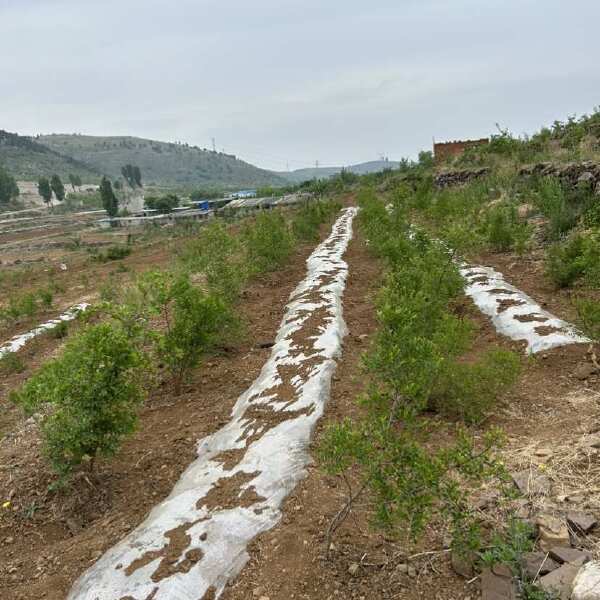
[519,161,600,194]
[434,167,490,188]
[468,470,600,600]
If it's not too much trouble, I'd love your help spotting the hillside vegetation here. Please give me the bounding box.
[37,134,286,188]
[0,130,99,182]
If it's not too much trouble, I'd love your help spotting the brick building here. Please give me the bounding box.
[433,138,489,164]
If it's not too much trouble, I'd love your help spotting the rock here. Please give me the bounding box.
[578,172,596,186]
[518,203,535,219]
[539,563,580,599]
[511,470,552,496]
[348,563,360,576]
[575,363,598,380]
[4,536,14,545]
[549,546,592,566]
[568,512,598,534]
[572,561,600,600]
[533,447,553,458]
[480,566,517,600]
[408,566,417,578]
[396,563,409,574]
[521,552,560,579]
[536,514,571,551]
[451,550,475,578]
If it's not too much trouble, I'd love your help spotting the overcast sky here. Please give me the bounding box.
[1,0,599,171]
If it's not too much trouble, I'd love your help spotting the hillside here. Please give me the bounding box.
[37,134,286,188]
[0,130,99,182]
[279,159,400,182]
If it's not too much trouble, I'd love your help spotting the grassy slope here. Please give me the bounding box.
[38,134,286,188]
[0,130,99,182]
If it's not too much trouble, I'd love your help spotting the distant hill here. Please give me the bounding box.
[37,134,286,188]
[279,160,400,182]
[0,130,99,182]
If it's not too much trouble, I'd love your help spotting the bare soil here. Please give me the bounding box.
[0,237,325,600]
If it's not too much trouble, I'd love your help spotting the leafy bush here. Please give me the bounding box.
[145,193,179,214]
[483,204,530,253]
[319,193,518,552]
[50,320,69,339]
[0,352,25,375]
[433,349,521,423]
[545,234,588,288]
[535,178,578,240]
[243,211,295,273]
[291,200,341,241]
[94,245,132,262]
[136,271,238,392]
[11,323,145,477]
[575,297,600,341]
[179,220,246,303]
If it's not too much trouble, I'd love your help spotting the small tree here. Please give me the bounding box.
[121,164,142,188]
[11,322,146,477]
[68,173,82,192]
[0,166,19,205]
[136,271,237,393]
[145,193,179,213]
[38,177,53,207]
[133,165,142,187]
[50,174,65,203]
[100,176,119,217]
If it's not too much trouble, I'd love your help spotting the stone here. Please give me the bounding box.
[395,563,409,574]
[4,536,14,545]
[520,552,560,579]
[539,563,580,600]
[575,363,598,380]
[511,470,551,496]
[578,172,596,186]
[518,203,535,219]
[536,514,571,551]
[549,546,592,565]
[451,550,475,578]
[407,566,417,578]
[572,561,600,600]
[568,512,598,534]
[480,567,517,600]
[348,563,360,576]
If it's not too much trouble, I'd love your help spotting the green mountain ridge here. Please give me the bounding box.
[37,134,285,188]
[278,159,400,183]
[0,130,99,182]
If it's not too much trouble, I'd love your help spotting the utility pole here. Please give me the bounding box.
[211,137,216,152]
[315,160,319,170]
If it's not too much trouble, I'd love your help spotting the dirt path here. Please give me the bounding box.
[0,230,338,600]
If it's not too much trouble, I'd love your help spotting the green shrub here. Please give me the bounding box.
[483,204,530,253]
[179,220,246,303]
[99,245,132,262]
[50,320,69,339]
[0,352,26,375]
[545,234,587,287]
[11,322,145,477]
[535,178,578,240]
[575,297,600,341]
[38,287,54,308]
[136,271,238,392]
[291,200,340,241]
[433,349,521,423]
[243,211,295,273]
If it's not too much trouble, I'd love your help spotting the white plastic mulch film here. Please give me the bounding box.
[0,303,90,359]
[67,207,357,600]
[461,264,589,354]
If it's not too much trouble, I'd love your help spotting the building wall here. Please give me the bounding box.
[434,138,489,164]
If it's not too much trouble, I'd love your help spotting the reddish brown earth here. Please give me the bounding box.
[2,214,600,600]
[0,234,328,600]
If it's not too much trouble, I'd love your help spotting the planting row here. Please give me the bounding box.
[7,200,341,482]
